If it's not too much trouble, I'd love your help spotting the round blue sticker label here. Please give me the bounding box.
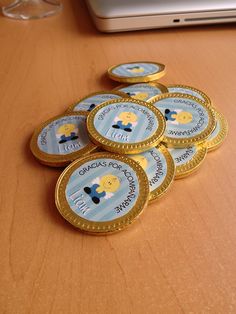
[129,147,167,193]
[93,101,158,144]
[37,115,91,155]
[72,93,123,112]
[111,62,160,78]
[65,158,140,222]
[118,83,165,101]
[150,96,209,139]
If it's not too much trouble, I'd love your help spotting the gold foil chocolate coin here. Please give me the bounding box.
[148,93,216,148]
[108,61,166,83]
[67,90,129,113]
[30,112,97,167]
[167,84,211,105]
[115,82,168,101]
[55,152,149,234]
[87,98,166,154]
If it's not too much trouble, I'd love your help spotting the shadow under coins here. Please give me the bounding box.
[98,72,118,90]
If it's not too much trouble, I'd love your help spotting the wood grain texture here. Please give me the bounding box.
[0,1,236,313]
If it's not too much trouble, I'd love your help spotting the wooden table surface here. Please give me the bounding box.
[0,1,236,313]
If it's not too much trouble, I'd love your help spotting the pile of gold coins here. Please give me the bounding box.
[30,61,228,234]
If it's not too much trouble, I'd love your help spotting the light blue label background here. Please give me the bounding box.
[168,86,205,102]
[112,63,160,77]
[129,147,167,193]
[168,146,196,166]
[207,117,220,141]
[152,97,209,139]
[37,116,90,155]
[119,83,163,101]
[65,158,139,222]
[73,93,123,111]
[94,102,158,144]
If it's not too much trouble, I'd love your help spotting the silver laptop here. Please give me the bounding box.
[86,0,236,32]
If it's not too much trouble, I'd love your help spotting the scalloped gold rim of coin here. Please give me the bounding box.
[55,152,149,234]
[205,110,228,151]
[167,84,211,105]
[170,144,208,179]
[86,98,166,154]
[30,112,97,167]
[66,90,130,113]
[148,93,216,148]
[113,82,168,98]
[108,61,166,83]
